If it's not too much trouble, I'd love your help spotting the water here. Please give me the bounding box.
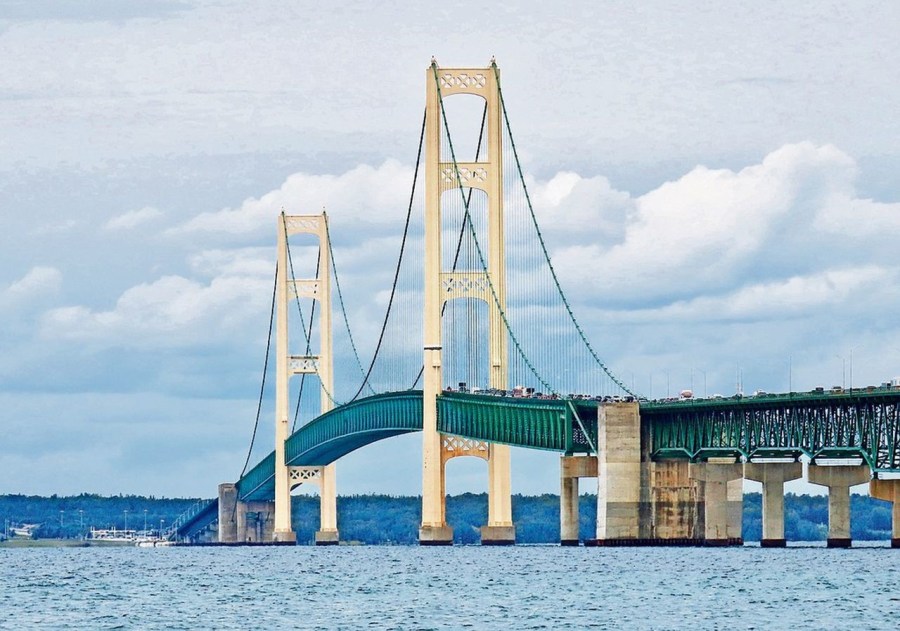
[2,544,899,629]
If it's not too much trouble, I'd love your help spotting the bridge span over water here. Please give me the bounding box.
[177,387,900,547]
[172,60,900,548]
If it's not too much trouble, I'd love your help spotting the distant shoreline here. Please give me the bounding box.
[1,492,892,545]
[0,538,133,548]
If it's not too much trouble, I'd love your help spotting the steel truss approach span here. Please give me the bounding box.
[644,390,900,472]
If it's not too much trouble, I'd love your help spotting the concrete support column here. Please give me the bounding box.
[315,463,339,545]
[726,478,743,542]
[689,462,744,545]
[560,455,597,546]
[744,462,802,547]
[808,464,870,548]
[561,476,580,545]
[218,483,238,543]
[870,479,900,548]
[596,403,641,542]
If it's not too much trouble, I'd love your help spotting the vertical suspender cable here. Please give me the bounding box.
[351,107,427,401]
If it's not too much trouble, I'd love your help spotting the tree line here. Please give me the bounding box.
[0,492,893,543]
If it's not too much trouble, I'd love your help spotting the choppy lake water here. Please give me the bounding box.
[2,544,899,629]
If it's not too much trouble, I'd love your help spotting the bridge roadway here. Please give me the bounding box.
[175,388,900,539]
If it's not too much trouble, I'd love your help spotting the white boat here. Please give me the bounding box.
[89,527,138,542]
[135,539,176,547]
[10,524,39,538]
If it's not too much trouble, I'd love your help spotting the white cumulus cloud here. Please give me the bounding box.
[103,206,163,231]
[171,160,413,238]
[1,266,62,310]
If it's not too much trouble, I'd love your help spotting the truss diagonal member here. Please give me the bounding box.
[439,161,490,192]
[284,215,326,238]
[288,466,323,489]
[289,355,320,375]
[441,434,490,463]
[440,271,490,303]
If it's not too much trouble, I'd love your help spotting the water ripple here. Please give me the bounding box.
[1,545,899,629]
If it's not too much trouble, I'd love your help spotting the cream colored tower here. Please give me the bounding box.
[419,61,515,545]
[273,212,339,544]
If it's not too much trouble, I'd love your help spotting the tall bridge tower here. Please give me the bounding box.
[420,61,515,545]
[272,212,339,544]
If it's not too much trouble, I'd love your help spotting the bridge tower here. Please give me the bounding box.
[420,60,515,545]
[273,212,339,545]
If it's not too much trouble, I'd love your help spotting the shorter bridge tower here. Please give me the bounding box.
[272,212,338,544]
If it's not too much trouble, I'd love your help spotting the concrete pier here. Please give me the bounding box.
[595,403,642,543]
[649,460,703,541]
[869,478,900,548]
[237,501,275,542]
[808,463,870,547]
[689,461,743,545]
[744,462,802,547]
[218,482,276,543]
[560,455,597,545]
[218,483,238,543]
[418,525,454,545]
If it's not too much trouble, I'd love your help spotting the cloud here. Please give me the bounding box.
[32,219,77,235]
[171,160,413,239]
[608,265,896,325]
[542,142,898,308]
[0,0,190,23]
[103,206,163,231]
[41,272,270,350]
[1,266,62,310]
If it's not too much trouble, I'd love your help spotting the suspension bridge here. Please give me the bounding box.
[171,60,900,548]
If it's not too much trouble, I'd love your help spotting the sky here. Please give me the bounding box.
[1,0,899,499]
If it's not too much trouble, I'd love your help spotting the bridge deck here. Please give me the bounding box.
[175,388,900,538]
[643,388,900,471]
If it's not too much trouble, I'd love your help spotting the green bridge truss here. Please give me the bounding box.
[235,391,598,502]
[643,390,900,473]
[174,389,900,538]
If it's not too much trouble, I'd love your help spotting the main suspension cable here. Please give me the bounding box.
[350,107,427,400]
[282,213,339,405]
[292,251,319,433]
[238,262,278,480]
[432,62,557,396]
[491,62,634,397]
[325,215,376,397]
[410,101,489,390]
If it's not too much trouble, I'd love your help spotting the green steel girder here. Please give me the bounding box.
[172,498,218,539]
[234,391,598,502]
[285,390,424,466]
[643,390,900,470]
[238,391,424,501]
[437,392,597,453]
